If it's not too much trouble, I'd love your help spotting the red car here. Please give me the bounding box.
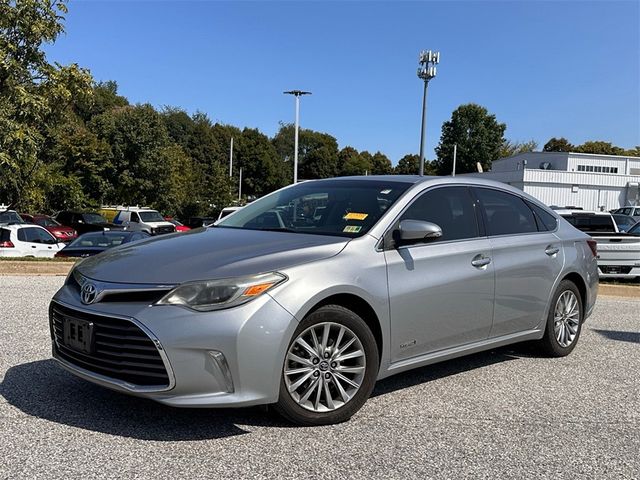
[20,214,78,243]
[164,217,191,232]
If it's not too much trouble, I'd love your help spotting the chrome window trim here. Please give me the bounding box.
[50,299,176,394]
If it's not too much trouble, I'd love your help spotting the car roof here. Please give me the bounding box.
[554,209,611,216]
[0,223,48,231]
[78,230,137,238]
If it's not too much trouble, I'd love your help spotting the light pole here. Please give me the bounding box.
[417,50,439,176]
[284,90,311,183]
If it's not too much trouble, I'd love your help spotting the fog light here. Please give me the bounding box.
[207,351,235,393]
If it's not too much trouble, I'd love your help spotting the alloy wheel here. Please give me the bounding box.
[284,322,366,412]
[553,290,580,348]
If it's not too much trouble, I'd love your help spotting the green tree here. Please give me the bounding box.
[543,137,574,152]
[75,81,128,122]
[394,154,437,175]
[0,0,93,210]
[394,154,419,175]
[236,128,286,196]
[370,151,393,175]
[623,146,640,157]
[338,146,370,176]
[89,104,171,205]
[433,104,506,175]
[272,123,339,180]
[575,141,625,156]
[499,139,538,158]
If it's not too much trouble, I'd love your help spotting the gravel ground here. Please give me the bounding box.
[1,275,638,479]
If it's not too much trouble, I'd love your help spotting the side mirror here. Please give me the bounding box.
[394,220,442,246]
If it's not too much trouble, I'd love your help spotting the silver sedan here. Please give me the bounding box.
[49,176,598,425]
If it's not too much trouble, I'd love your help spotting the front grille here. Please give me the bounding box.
[153,226,175,235]
[50,302,170,388]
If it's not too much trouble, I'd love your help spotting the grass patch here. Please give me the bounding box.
[0,257,78,263]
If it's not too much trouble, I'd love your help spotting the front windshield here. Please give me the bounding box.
[83,213,107,224]
[217,179,411,237]
[139,211,165,222]
[0,211,23,223]
[69,232,130,248]
[35,217,60,227]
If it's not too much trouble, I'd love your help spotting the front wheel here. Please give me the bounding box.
[536,280,583,357]
[274,305,378,426]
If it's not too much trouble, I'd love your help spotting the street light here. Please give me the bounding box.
[417,50,439,176]
[284,90,312,183]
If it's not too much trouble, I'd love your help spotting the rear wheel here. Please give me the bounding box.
[536,280,583,357]
[274,305,378,426]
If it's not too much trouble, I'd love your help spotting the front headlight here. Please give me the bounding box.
[155,272,287,312]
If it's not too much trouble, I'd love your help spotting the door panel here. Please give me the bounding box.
[472,187,565,337]
[386,238,495,361]
[488,233,564,336]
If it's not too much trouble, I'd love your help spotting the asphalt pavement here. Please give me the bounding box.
[1,275,638,479]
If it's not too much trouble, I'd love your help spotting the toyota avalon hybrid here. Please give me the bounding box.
[49,176,598,425]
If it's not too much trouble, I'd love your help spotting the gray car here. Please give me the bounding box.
[49,176,599,425]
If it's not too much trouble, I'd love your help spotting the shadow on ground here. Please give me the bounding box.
[0,359,279,441]
[1,346,533,440]
[592,329,640,344]
[372,346,526,398]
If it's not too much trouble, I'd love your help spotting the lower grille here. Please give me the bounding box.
[153,226,175,235]
[50,302,170,388]
[600,266,633,274]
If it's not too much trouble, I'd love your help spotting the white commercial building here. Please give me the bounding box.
[474,152,640,211]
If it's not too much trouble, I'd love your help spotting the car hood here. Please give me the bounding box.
[76,227,349,284]
[48,226,75,233]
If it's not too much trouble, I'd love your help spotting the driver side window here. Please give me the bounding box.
[400,187,479,242]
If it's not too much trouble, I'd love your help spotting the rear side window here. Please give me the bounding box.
[475,188,538,236]
[400,186,479,242]
[561,215,615,232]
[527,202,558,232]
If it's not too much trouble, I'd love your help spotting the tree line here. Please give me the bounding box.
[1,1,638,220]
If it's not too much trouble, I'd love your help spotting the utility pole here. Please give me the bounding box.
[229,137,233,177]
[284,90,312,183]
[452,144,457,177]
[238,167,242,200]
[417,50,440,176]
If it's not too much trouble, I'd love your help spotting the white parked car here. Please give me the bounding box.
[217,206,242,221]
[107,207,176,235]
[0,223,65,258]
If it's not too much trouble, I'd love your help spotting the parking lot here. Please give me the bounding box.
[1,275,638,479]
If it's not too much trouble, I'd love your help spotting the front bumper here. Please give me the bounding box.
[50,284,298,407]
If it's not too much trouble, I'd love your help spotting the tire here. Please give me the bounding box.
[536,280,583,357]
[274,305,379,426]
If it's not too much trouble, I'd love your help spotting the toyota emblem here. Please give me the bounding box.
[81,283,99,305]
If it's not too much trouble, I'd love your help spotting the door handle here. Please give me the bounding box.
[31,245,37,248]
[545,246,560,256]
[471,255,491,268]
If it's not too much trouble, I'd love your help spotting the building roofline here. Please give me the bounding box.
[494,151,640,163]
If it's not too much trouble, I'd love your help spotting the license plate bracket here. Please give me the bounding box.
[62,318,94,354]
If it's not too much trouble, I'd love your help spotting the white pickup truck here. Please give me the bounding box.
[557,209,640,279]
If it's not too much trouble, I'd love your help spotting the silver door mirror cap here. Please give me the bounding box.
[397,219,443,245]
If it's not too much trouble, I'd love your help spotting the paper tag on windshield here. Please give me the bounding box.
[343,212,368,221]
[343,225,362,233]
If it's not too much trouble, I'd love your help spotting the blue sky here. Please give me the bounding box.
[46,0,640,163]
